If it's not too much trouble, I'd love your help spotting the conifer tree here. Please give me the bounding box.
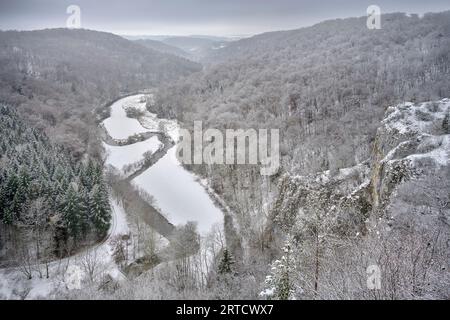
[443,109,450,134]
[61,183,84,238]
[218,248,235,275]
[89,183,111,235]
[0,173,19,224]
[260,238,300,300]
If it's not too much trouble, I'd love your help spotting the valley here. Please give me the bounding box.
[0,8,449,301]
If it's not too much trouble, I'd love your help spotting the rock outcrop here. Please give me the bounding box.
[271,99,450,235]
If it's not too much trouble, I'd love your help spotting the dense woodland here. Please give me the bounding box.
[152,12,450,224]
[0,29,201,271]
[0,29,200,269]
[0,106,111,268]
[155,12,450,174]
[145,12,450,299]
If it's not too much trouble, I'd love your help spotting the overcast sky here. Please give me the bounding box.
[1,0,449,36]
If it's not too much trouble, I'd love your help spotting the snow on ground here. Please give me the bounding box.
[405,135,450,166]
[103,136,162,171]
[139,112,162,132]
[382,99,450,167]
[102,92,222,239]
[102,95,149,140]
[161,119,180,142]
[0,198,130,299]
[383,98,450,136]
[139,111,180,142]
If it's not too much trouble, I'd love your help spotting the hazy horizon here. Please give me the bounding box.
[1,0,450,37]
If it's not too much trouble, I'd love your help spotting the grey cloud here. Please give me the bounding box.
[1,0,449,35]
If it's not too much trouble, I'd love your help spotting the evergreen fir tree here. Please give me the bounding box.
[16,167,31,219]
[0,173,19,223]
[79,184,91,235]
[89,183,111,235]
[60,183,84,238]
[260,238,300,300]
[218,248,235,274]
[443,109,450,134]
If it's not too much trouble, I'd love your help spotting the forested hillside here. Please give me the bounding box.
[0,9,448,300]
[0,29,202,270]
[0,106,111,268]
[147,12,450,299]
[156,12,450,173]
[0,29,201,158]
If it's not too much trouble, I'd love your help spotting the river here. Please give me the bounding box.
[101,94,224,235]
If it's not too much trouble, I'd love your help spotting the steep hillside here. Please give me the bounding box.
[150,12,450,299]
[154,12,450,175]
[206,11,450,66]
[0,28,201,157]
[269,99,450,299]
[0,105,111,267]
[273,99,450,230]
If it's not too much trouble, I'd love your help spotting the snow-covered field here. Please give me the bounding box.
[101,95,149,140]
[103,136,162,172]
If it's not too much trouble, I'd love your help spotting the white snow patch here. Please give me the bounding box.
[383,98,449,136]
[381,99,450,168]
[406,135,450,166]
[140,112,180,142]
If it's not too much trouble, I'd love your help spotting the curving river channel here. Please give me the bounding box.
[101,94,223,235]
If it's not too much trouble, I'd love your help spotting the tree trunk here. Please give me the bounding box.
[314,232,320,297]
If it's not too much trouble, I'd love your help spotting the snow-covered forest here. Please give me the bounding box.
[148,11,450,299]
[0,106,111,269]
[0,7,449,300]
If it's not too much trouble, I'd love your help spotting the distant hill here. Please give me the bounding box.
[134,38,193,60]
[160,36,230,61]
[124,34,242,61]
[0,28,201,157]
[123,34,238,42]
[206,11,450,66]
